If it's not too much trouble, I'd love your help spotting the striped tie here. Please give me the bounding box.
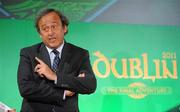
[52,49,60,72]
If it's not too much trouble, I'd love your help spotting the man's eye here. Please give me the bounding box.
[52,25,57,29]
[42,27,48,31]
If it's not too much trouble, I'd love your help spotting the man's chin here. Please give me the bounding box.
[47,43,60,49]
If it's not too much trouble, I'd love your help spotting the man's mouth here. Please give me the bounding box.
[49,37,56,42]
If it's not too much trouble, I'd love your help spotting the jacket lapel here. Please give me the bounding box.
[58,42,71,72]
[37,43,51,68]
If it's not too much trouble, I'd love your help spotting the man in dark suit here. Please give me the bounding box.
[17,8,97,112]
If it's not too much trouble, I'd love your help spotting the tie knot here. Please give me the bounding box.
[52,49,59,55]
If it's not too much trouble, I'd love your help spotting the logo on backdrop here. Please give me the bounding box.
[92,51,177,99]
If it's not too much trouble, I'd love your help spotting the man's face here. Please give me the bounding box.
[38,12,67,49]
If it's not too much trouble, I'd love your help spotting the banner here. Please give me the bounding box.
[0,19,180,112]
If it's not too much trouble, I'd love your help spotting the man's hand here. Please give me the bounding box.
[34,57,57,81]
[8,109,16,112]
[65,90,75,97]
[78,73,85,77]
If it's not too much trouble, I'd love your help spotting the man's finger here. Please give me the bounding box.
[65,90,75,96]
[78,73,85,77]
[35,57,43,64]
[35,68,44,77]
[8,109,16,112]
[34,64,41,72]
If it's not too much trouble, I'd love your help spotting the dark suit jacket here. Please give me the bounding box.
[17,42,97,112]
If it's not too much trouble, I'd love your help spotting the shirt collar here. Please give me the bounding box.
[45,41,64,57]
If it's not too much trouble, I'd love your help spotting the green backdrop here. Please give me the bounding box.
[0,19,180,112]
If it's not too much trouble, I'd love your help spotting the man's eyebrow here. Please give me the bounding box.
[41,22,58,26]
[40,24,47,29]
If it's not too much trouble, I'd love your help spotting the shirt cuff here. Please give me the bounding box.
[54,77,57,84]
[63,90,66,100]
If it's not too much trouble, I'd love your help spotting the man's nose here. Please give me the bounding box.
[48,28,54,36]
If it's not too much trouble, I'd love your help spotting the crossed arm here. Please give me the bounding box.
[34,57,85,96]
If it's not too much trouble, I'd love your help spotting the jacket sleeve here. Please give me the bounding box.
[56,51,97,94]
[17,49,64,105]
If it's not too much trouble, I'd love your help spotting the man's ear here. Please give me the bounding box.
[63,25,67,33]
[39,34,42,38]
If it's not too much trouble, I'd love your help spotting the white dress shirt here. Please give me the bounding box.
[45,41,66,100]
